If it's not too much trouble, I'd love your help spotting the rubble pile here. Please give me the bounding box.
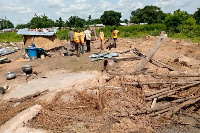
[0,42,20,56]
[0,32,200,132]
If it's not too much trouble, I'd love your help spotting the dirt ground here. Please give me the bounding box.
[0,35,200,133]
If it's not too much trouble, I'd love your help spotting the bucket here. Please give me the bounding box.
[27,47,37,60]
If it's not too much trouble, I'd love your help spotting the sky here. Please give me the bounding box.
[0,0,200,26]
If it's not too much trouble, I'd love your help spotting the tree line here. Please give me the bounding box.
[1,5,200,34]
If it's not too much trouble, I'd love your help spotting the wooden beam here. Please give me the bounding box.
[123,81,200,86]
[151,58,175,71]
[133,31,167,74]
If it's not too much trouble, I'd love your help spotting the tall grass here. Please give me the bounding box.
[97,24,167,38]
[0,32,23,43]
[56,29,70,40]
[1,25,200,43]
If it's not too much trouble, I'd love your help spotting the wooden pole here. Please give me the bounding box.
[133,31,167,74]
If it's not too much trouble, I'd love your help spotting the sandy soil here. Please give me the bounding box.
[0,35,200,133]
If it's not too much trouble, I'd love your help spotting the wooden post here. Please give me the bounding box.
[133,31,167,74]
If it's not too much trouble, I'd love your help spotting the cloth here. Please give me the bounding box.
[100,31,104,40]
[100,40,104,50]
[68,30,74,41]
[70,41,75,50]
[73,32,80,43]
[74,42,81,57]
[113,38,117,47]
[84,30,91,40]
[113,30,119,38]
[86,40,91,52]
[80,32,85,44]
[81,44,84,54]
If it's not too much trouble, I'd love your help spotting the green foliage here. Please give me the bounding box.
[97,24,167,38]
[0,32,23,43]
[130,5,166,24]
[28,14,55,29]
[165,9,190,32]
[55,17,64,29]
[56,29,70,40]
[0,20,14,30]
[194,8,200,25]
[67,16,86,28]
[16,24,28,29]
[100,10,122,26]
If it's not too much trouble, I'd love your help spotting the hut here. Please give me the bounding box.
[17,28,62,51]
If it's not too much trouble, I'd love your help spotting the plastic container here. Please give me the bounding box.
[27,47,37,60]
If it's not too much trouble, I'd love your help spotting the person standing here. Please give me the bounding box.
[73,29,81,57]
[113,27,119,48]
[84,28,91,52]
[68,28,75,51]
[80,30,85,54]
[99,28,104,50]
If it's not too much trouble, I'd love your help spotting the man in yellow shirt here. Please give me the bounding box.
[73,29,81,57]
[99,28,104,50]
[113,27,119,48]
[80,30,85,54]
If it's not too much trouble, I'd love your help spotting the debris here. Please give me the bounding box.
[0,57,11,64]
[0,104,42,133]
[133,31,167,74]
[113,56,142,62]
[3,85,10,90]
[90,53,119,61]
[63,52,73,56]
[5,72,16,80]
[0,87,5,94]
[16,58,30,62]
[133,48,175,71]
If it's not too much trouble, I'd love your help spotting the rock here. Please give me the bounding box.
[178,55,191,67]
[177,55,200,67]
[0,87,5,94]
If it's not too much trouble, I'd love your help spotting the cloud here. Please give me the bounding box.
[155,0,196,8]
[55,0,145,20]
[46,0,65,8]
[75,0,87,4]
[0,2,36,14]
[56,0,93,19]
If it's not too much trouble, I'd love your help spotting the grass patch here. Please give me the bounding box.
[0,32,23,43]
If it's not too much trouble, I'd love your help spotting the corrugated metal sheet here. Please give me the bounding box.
[17,28,57,36]
[90,24,105,27]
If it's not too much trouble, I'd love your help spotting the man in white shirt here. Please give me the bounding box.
[84,28,91,52]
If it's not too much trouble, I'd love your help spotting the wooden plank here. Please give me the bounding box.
[151,58,175,71]
[133,31,167,74]
[146,74,200,77]
[123,81,200,86]
[145,82,200,101]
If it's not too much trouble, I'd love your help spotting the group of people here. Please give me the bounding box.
[68,28,91,57]
[68,27,119,57]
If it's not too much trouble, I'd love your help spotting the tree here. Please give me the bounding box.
[194,8,200,24]
[55,17,64,29]
[88,15,92,21]
[120,19,129,24]
[0,19,14,30]
[130,5,166,24]
[91,19,102,24]
[165,9,190,32]
[16,24,28,29]
[67,16,86,28]
[28,14,54,28]
[86,15,92,25]
[100,10,122,26]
